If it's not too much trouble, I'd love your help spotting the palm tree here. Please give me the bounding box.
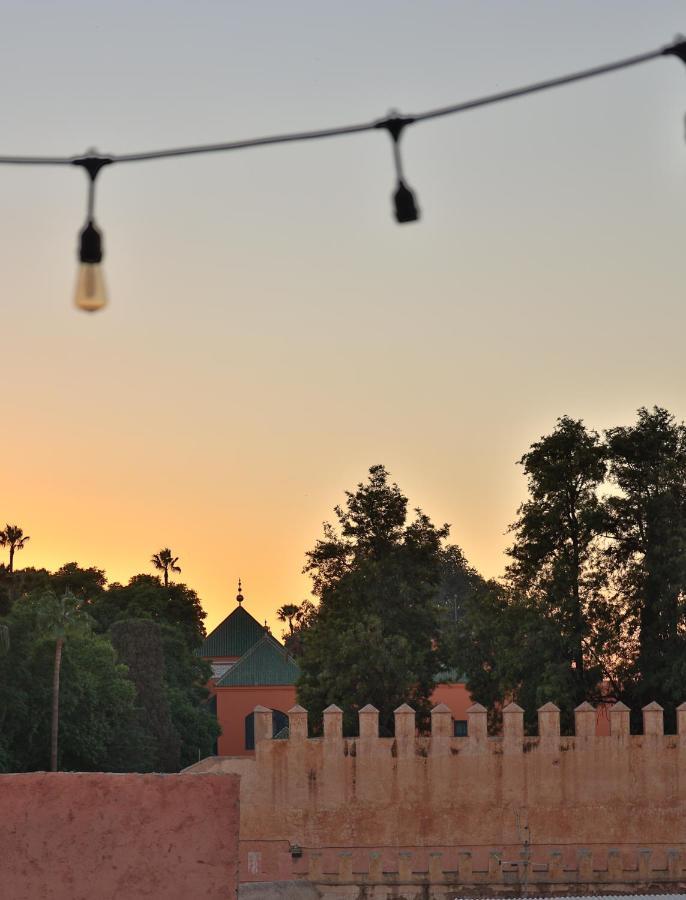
[0,524,30,574]
[36,589,92,771]
[151,548,181,588]
[276,603,300,635]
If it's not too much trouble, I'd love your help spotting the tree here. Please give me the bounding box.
[276,603,300,635]
[35,589,93,771]
[93,575,207,647]
[110,620,181,771]
[297,465,448,734]
[0,595,148,773]
[151,548,181,588]
[506,416,610,706]
[282,599,317,656]
[0,524,30,574]
[605,406,686,720]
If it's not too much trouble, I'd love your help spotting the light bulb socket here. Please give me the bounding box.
[79,221,103,264]
[394,180,420,224]
[663,37,686,64]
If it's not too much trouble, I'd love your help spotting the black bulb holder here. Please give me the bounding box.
[663,36,686,65]
[394,180,419,223]
[79,220,103,264]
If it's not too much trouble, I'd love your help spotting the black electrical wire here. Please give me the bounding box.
[0,38,683,169]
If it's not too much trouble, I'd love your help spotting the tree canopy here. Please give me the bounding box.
[297,464,452,734]
[0,559,217,773]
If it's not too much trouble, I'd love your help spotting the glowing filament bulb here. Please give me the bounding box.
[75,220,107,313]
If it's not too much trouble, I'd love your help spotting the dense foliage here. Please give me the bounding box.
[296,464,451,734]
[293,407,686,735]
[0,558,218,772]
[448,407,686,732]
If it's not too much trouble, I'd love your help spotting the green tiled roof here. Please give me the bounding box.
[216,634,300,687]
[199,605,268,658]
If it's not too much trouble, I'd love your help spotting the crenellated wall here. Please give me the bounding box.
[189,698,686,897]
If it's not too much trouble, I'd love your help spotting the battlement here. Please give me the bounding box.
[193,700,686,894]
[252,698,686,748]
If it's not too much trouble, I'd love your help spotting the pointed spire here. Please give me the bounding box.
[236,578,244,605]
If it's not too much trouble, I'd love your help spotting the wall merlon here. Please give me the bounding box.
[503,701,524,749]
[253,705,273,744]
[467,702,488,742]
[610,700,630,737]
[288,704,308,740]
[430,703,452,738]
[574,700,596,738]
[323,704,342,741]
[358,704,379,739]
[538,701,560,739]
[642,700,664,736]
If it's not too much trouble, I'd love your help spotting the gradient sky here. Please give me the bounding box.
[1,1,685,635]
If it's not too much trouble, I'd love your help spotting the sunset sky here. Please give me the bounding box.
[1,1,685,634]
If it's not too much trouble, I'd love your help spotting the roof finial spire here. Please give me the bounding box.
[236,578,244,605]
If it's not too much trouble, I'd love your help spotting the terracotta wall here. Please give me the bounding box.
[215,684,297,755]
[190,699,686,889]
[0,772,240,900]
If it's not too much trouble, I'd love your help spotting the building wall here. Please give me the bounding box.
[189,700,686,895]
[215,684,297,756]
[431,682,472,725]
[0,772,240,900]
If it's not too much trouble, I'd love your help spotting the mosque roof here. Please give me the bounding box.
[215,634,300,687]
[199,602,268,658]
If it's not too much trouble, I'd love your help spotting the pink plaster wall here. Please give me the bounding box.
[0,772,240,900]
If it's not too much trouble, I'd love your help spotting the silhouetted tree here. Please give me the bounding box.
[506,416,610,705]
[110,620,181,772]
[151,548,181,588]
[605,406,686,722]
[35,589,93,771]
[276,603,300,635]
[297,465,447,734]
[0,524,30,574]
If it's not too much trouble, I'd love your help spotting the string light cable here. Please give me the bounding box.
[1,36,685,311]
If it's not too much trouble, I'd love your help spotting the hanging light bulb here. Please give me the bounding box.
[72,152,112,313]
[75,220,107,312]
[377,114,420,224]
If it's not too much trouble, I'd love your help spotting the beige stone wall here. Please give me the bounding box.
[191,699,686,895]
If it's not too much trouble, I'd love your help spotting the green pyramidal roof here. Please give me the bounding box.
[216,634,300,687]
[199,604,268,658]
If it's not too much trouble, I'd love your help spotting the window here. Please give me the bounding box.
[211,662,234,680]
[245,709,290,750]
[454,719,468,737]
